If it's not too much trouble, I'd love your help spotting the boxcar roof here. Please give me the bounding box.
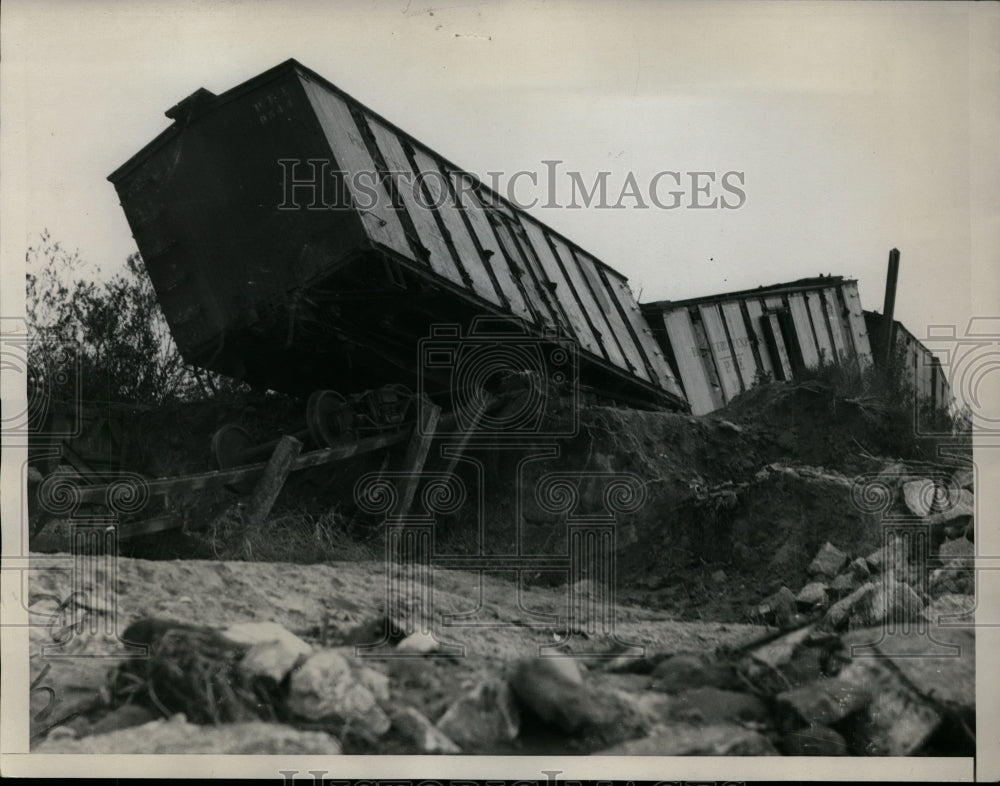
[108,58,635,284]
[641,275,857,311]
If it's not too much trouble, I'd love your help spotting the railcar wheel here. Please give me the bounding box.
[211,423,255,470]
[306,389,354,447]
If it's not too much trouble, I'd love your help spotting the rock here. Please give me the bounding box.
[669,687,770,725]
[30,656,111,742]
[775,677,870,728]
[952,466,974,490]
[902,478,935,517]
[650,653,740,694]
[355,665,390,703]
[710,569,728,583]
[435,680,520,750]
[391,707,461,753]
[925,489,975,526]
[779,723,848,755]
[930,560,974,597]
[717,419,743,433]
[829,573,858,598]
[850,579,924,628]
[597,723,779,755]
[796,581,830,609]
[745,625,814,671]
[239,639,310,683]
[822,583,876,631]
[923,593,975,625]
[848,557,871,581]
[34,715,342,754]
[74,703,156,739]
[835,655,942,755]
[287,650,390,739]
[939,537,974,559]
[395,631,440,654]
[508,657,618,734]
[808,542,848,577]
[755,586,797,628]
[222,621,311,654]
[865,535,908,574]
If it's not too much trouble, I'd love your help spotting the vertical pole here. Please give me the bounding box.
[880,248,901,368]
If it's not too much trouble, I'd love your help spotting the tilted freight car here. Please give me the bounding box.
[108,59,687,416]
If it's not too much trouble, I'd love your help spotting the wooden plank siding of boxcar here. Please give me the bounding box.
[299,79,411,260]
[840,283,873,368]
[662,310,718,415]
[786,293,821,369]
[601,272,683,396]
[820,288,850,363]
[805,291,836,365]
[698,304,743,402]
[448,172,534,324]
[720,301,760,389]
[365,118,466,288]
[489,216,562,330]
[408,149,504,308]
[572,249,652,382]
[742,299,777,380]
[762,297,796,379]
[519,219,603,356]
[546,235,630,371]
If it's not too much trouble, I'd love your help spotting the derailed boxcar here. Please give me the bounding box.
[108,59,686,411]
[864,311,951,412]
[641,277,873,415]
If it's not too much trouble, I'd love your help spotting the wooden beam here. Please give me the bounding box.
[244,435,302,527]
[396,400,441,519]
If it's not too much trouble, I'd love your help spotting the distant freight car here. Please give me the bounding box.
[641,277,874,415]
[108,59,686,412]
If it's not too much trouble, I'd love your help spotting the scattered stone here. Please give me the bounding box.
[939,537,974,559]
[669,686,770,725]
[902,478,935,517]
[849,579,924,628]
[395,631,440,654]
[779,723,848,755]
[597,723,779,755]
[745,625,814,672]
[35,716,342,754]
[239,638,310,683]
[755,586,798,628]
[222,621,311,654]
[923,594,975,626]
[509,657,618,734]
[796,581,829,609]
[952,467,974,490]
[355,664,390,703]
[930,560,975,597]
[836,655,942,755]
[391,707,461,753]
[775,677,870,729]
[925,489,975,526]
[287,650,390,739]
[822,583,876,631]
[808,542,848,578]
[75,703,156,739]
[717,419,744,433]
[650,653,740,694]
[865,535,908,575]
[435,680,520,750]
[829,573,858,598]
[710,569,728,584]
[848,557,871,581]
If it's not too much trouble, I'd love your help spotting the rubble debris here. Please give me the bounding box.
[223,621,312,652]
[287,650,391,739]
[848,557,871,581]
[508,657,619,734]
[929,560,975,597]
[775,677,870,729]
[239,639,311,684]
[597,723,779,755]
[779,723,848,756]
[390,707,461,754]
[395,631,441,654]
[808,542,848,578]
[650,653,740,694]
[829,573,858,598]
[755,586,798,628]
[939,536,974,559]
[902,478,935,517]
[435,680,520,750]
[796,582,830,609]
[952,467,974,490]
[669,686,770,725]
[35,715,343,754]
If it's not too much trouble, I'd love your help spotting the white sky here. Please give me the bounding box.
[2,0,998,366]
